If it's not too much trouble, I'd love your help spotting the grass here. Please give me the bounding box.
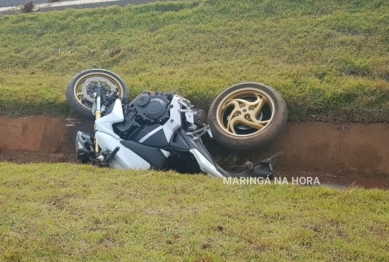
[0,0,389,122]
[0,162,388,261]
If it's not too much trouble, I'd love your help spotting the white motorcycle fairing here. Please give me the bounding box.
[95,98,124,139]
[95,131,150,170]
[94,99,166,170]
[75,92,282,179]
[92,99,149,169]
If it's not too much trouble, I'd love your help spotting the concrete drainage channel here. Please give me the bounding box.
[0,116,388,189]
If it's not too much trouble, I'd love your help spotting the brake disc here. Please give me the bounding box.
[82,77,118,102]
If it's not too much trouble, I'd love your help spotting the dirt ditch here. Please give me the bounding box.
[0,116,388,189]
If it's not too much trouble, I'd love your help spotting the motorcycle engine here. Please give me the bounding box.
[134,91,171,123]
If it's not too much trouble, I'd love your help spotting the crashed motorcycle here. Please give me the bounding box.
[66,69,287,178]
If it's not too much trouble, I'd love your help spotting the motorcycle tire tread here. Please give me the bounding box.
[207,82,287,151]
[66,68,129,120]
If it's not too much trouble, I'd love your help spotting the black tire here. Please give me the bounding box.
[208,82,287,151]
[66,69,129,120]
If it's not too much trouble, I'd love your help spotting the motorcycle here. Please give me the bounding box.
[66,69,287,178]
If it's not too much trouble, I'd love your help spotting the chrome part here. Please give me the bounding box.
[96,155,105,161]
[186,124,211,141]
[82,77,119,102]
[178,98,193,110]
[207,128,213,138]
[94,109,101,153]
[73,72,126,111]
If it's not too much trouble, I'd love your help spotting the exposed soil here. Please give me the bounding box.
[205,122,389,176]
[0,150,76,164]
[0,116,93,153]
[0,116,388,189]
[274,170,389,190]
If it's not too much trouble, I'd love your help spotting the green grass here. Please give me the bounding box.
[0,162,388,261]
[0,0,389,121]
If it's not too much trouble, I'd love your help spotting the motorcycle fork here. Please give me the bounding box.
[94,110,101,154]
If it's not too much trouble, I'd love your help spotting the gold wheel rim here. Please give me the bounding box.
[216,88,275,137]
[73,72,124,110]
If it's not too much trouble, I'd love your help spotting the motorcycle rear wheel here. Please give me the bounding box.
[66,69,129,120]
[208,82,287,151]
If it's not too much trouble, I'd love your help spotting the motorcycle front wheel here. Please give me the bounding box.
[66,69,129,120]
[208,82,287,151]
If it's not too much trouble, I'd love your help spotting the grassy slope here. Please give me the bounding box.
[0,0,389,121]
[0,162,388,261]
